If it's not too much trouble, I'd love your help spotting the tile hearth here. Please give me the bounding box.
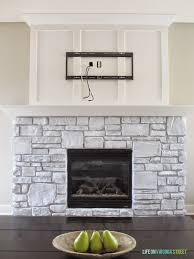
[13,116,186,217]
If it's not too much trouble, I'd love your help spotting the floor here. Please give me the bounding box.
[0,216,194,258]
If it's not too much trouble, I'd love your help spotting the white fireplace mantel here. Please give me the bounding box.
[1,105,194,117]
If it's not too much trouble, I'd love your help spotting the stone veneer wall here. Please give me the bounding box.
[13,116,186,217]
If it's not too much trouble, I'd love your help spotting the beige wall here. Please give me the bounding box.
[0,22,194,211]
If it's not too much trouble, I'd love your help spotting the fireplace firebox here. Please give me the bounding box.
[67,149,132,208]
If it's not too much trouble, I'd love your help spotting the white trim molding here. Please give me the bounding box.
[22,13,175,27]
[0,205,12,215]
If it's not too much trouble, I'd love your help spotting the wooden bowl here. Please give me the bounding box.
[52,230,136,258]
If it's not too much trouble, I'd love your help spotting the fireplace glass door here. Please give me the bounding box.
[67,149,132,208]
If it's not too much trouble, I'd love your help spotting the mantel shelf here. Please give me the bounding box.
[0,105,194,117]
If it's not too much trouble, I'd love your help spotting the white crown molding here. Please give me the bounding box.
[21,13,175,27]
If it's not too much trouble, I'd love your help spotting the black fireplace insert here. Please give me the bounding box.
[67,149,132,208]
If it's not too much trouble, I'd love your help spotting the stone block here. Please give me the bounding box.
[15,117,32,125]
[13,194,27,202]
[158,171,177,176]
[51,154,66,162]
[134,210,157,216]
[171,193,185,199]
[54,194,66,204]
[32,177,51,183]
[85,137,103,148]
[141,117,166,123]
[57,184,66,194]
[33,117,48,125]
[134,193,163,200]
[66,208,92,217]
[134,164,144,171]
[23,155,50,163]
[89,117,104,130]
[119,209,133,217]
[150,157,161,163]
[170,144,184,150]
[92,209,120,217]
[158,211,173,216]
[133,204,160,210]
[150,130,166,137]
[105,141,126,149]
[62,131,83,148]
[145,164,163,171]
[32,207,51,216]
[134,141,161,157]
[122,124,149,136]
[20,125,42,136]
[105,117,120,125]
[151,124,166,130]
[49,149,66,155]
[43,125,65,131]
[49,117,76,125]
[12,184,21,194]
[32,137,61,144]
[13,177,31,184]
[50,205,66,213]
[161,157,178,164]
[134,172,157,189]
[158,177,166,186]
[22,167,35,177]
[167,177,184,185]
[84,131,105,137]
[167,117,186,136]
[65,126,88,131]
[14,137,31,154]
[21,184,29,193]
[162,150,178,157]
[105,131,121,136]
[171,164,184,170]
[53,173,66,184]
[105,125,121,131]
[32,149,49,155]
[158,186,179,193]
[28,183,56,206]
[77,117,88,125]
[122,117,140,123]
[177,200,184,210]
[13,208,32,216]
[161,199,176,210]
[43,131,61,136]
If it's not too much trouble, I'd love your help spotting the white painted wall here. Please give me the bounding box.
[0,22,194,213]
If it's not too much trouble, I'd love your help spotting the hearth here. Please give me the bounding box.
[67,149,132,208]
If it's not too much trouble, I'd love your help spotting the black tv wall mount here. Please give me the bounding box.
[66,52,133,80]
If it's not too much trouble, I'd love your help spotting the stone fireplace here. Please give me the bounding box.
[13,116,186,217]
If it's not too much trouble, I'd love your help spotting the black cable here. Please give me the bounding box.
[83,66,94,102]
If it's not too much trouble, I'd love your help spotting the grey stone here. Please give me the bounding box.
[134,194,163,200]
[49,117,76,125]
[134,172,157,189]
[32,149,49,155]
[134,210,157,216]
[50,205,66,213]
[158,171,177,176]
[122,117,140,123]
[32,144,61,149]
[170,144,184,150]
[13,167,21,176]
[13,208,32,216]
[12,184,21,194]
[150,157,161,163]
[166,136,178,143]
[51,154,66,162]
[28,183,56,206]
[66,208,92,217]
[54,194,66,204]
[127,141,133,148]
[122,124,149,136]
[15,117,32,125]
[178,137,185,143]
[158,177,166,186]
[36,172,51,177]
[62,131,83,148]
[13,194,27,202]
[32,177,51,183]
[171,193,185,199]
[105,125,121,131]
[141,117,166,123]
[92,209,120,217]
[161,157,178,164]
[119,209,133,217]
[171,164,184,170]
[43,125,65,131]
[33,117,48,125]
[158,211,173,216]
[89,117,104,130]
[134,164,144,171]
[22,167,35,177]
[158,186,179,193]
[77,117,88,125]
[14,126,20,136]
[145,164,163,171]
[105,131,121,136]
[161,199,176,210]
[57,184,66,194]
[162,144,170,150]
[167,177,184,185]
[151,124,166,130]
[19,202,28,208]
[13,177,31,184]
[23,155,50,163]
[105,141,126,149]
[85,137,103,148]
[177,200,184,209]
[43,131,61,136]
[20,125,42,136]
[49,149,66,155]
[134,204,160,210]
[14,137,31,154]
[105,117,120,125]
[32,137,61,144]
[134,158,150,163]
[21,184,29,193]
[150,130,166,137]
[162,150,178,157]
[32,207,51,216]
[134,141,161,157]
[174,210,185,215]
[66,126,88,131]
[167,117,186,136]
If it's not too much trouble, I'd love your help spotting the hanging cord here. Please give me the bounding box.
[82,66,94,102]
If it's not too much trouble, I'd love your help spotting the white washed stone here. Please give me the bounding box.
[84,131,105,137]
[141,117,166,123]
[33,117,48,125]
[158,171,177,176]
[49,117,76,125]
[14,126,20,136]
[53,173,66,184]
[57,184,66,194]
[162,144,170,150]
[158,211,173,216]
[54,194,66,204]
[171,164,184,170]
[134,204,160,210]
[134,172,157,189]
[66,126,88,131]
[171,193,185,199]
[135,158,150,164]
[151,124,166,130]
[105,141,126,149]
[43,125,65,131]
[12,184,21,194]
[32,137,61,144]
[92,209,120,217]
[161,199,176,210]
[50,205,66,213]
[105,117,120,125]
[158,177,166,186]
[23,155,50,163]
[178,137,185,143]
[13,177,31,184]
[167,117,186,136]
[127,141,132,149]
[19,202,28,208]
[21,184,29,193]
[122,124,149,136]
[177,200,184,209]
[158,186,179,193]
[32,207,51,216]
[134,194,163,200]
[167,177,184,185]
[161,157,178,164]
[150,157,161,163]
[20,125,42,136]
[162,150,178,157]
[134,164,144,171]
[32,144,61,149]
[105,125,121,131]
[22,167,35,177]
[62,131,83,148]
[49,149,66,155]
[32,177,51,183]
[51,154,65,162]
[13,208,32,216]
[66,208,92,217]
[15,117,32,125]
[122,117,140,123]
[150,130,166,137]
[120,209,133,217]
[13,167,21,176]
[167,136,177,143]
[170,144,184,150]
[32,149,48,155]
[85,137,103,148]
[43,131,61,136]
[36,172,51,177]
[174,210,185,215]
[106,131,121,136]
[134,210,157,216]
[77,117,88,125]
[134,141,161,157]
[13,194,27,202]
[89,117,104,130]
[28,183,56,206]
[145,164,163,171]
[14,137,31,154]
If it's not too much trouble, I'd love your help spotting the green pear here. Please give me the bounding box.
[102,230,118,252]
[90,231,103,253]
[73,231,89,253]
